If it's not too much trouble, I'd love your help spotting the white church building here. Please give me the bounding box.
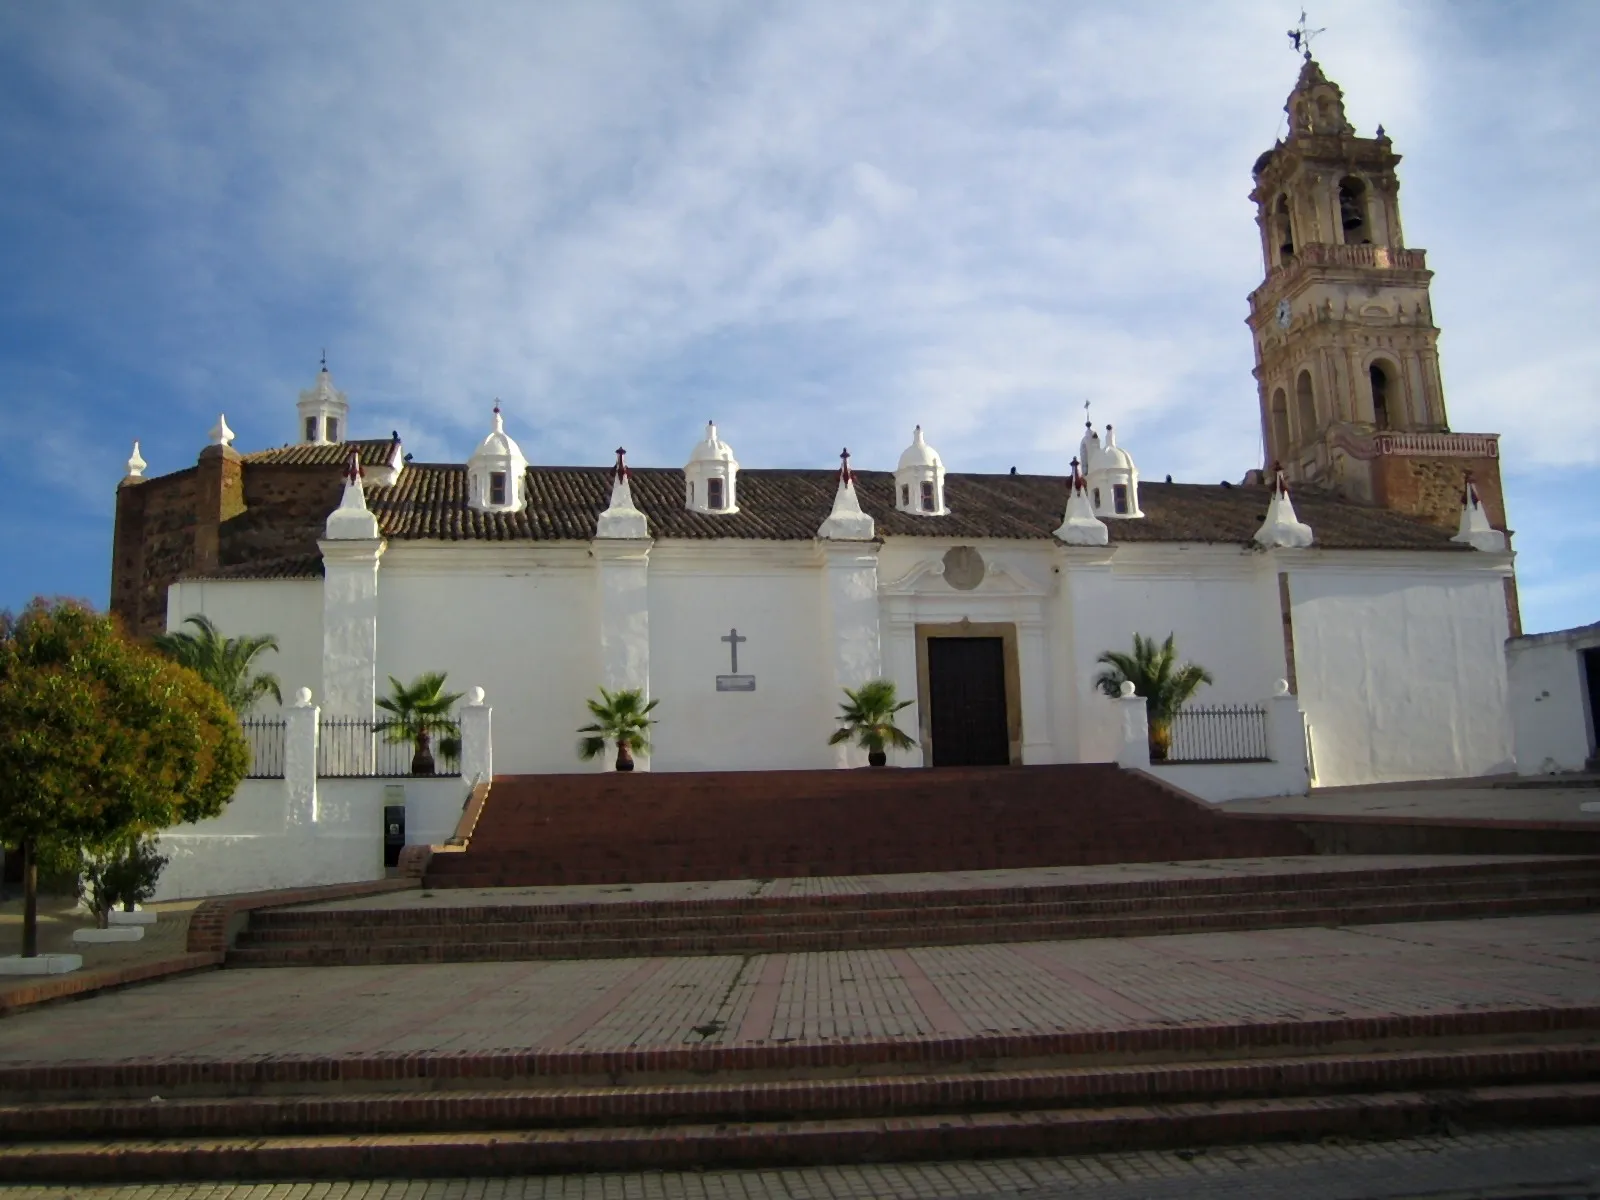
[107,55,1524,897]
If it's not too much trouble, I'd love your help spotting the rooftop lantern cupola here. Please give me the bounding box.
[467,404,528,513]
[297,353,350,445]
[684,420,739,514]
[1082,421,1143,518]
[894,425,948,516]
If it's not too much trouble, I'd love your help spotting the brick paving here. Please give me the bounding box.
[0,1126,1596,1198]
[1,912,1595,1065]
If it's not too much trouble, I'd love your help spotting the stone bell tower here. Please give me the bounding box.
[1245,54,1509,546]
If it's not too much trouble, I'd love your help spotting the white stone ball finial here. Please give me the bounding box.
[1272,678,1291,697]
[209,414,235,448]
[293,686,314,707]
[126,440,147,478]
[1119,680,1137,698]
[467,686,486,706]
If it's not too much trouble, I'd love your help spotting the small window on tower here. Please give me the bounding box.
[920,480,935,511]
[901,484,910,506]
[707,477,725,510]
[1113,484,1129,515]
[1338,177,1369,245]
[489,472,507,506]
[325,417,339,443]
[1369,362,1393,429]
[1275,195,1295,267]
[1093,487,1102,509]
[305,416,318,442]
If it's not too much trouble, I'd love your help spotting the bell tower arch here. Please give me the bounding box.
[1245,56,1510,561]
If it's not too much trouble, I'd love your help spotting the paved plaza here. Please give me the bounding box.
[0,1126,1597,1198]
[3,911,1595,1063]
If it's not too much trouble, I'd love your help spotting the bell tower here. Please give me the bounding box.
[1246,53,1509,553]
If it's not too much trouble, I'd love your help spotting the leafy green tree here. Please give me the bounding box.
[152,614,283,714]
[375,672,463,775]
[0,600,248,956]
[828,678,917,767]
[1093,632,1215,761]
[577,687,659,772]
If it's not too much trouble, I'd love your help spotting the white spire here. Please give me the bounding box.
[208,414,235,448]
[125,440,147,479]
[596,448,650,539]
[324,448,380,540]
[818,449,875,541]
[1254,466,1314,549]
[894,425,948,515]
[297,354,350,444]
[684,419,740,513]
[1450,474,1506,552]
[1053,457,1108,546]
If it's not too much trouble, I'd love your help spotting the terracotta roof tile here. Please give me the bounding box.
[361,464,1466,552]
[243,439,399,467]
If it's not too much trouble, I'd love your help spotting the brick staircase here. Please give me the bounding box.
[423,764,1314,888]
[231,856,1600,966]
[5,1007,1597,1180]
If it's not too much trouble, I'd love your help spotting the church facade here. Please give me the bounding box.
[110,58,1518,792]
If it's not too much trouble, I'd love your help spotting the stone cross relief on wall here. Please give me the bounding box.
[716,627,756,692]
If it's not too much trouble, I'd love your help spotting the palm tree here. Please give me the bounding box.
[577,686,659,772]
[151,614,282,714]
[828,678,917,767]
[1093,633,1214,761]
[375,672,463,775]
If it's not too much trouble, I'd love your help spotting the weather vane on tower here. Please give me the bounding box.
[1287,8,1325,60]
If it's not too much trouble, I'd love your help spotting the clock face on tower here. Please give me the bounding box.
[1276,298,1292,329]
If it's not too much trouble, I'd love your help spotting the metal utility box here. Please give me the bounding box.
[382,785,407,868]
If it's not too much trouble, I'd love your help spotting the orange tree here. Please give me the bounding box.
[0,600,248,957]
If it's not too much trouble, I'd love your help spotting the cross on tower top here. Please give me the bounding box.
[1287,8,1325,60]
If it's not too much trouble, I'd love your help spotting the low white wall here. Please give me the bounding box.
[1507,626,1599,775]
[1145,760,1307,804]
[153,776,470,901]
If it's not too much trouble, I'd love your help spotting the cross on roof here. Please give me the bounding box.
[1287,8,1325,60]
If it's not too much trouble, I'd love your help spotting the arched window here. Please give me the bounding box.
[1271,388,1291,458]
[1369,361,1397,429]
[1295,371,1317,441]
[1275,195,1295,266]
[1338,177,1369,245]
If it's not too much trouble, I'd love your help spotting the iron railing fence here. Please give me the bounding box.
[1165,704,1270,764]
[316,717,461,778]
[239,716,287,779]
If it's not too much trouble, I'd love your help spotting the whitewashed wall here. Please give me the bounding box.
[647,545,836,771]
[1507,625,1599,775]
[166,579,324,709]
[153,776,468,900]
[1288,556,1514,785]
[376,546,599,776]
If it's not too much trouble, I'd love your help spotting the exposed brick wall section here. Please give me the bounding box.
[193,445,246,575]
[108,468,197,638]
[184,877,419,955]
[424,766,1315,889]
[1372,452,1506,531]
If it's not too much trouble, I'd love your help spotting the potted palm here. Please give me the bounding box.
[828,678,916,767]
[375,672,463,775]
[1093,633,1214,761]
[152,614,282,713]
[577,686,659,772]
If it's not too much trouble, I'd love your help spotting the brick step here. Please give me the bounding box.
[4,1083,1596,1181]
[6,1044,1595,1140]
[226,889,1600,965]
[13,1006,1594,1100]
[240,873,1600,944]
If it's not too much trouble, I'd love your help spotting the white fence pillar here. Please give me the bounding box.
[822,544,883,768]
[1114,682,1151,771]
[284,687,320,826]
[1267,679,1311,794]
[460,687,493,786]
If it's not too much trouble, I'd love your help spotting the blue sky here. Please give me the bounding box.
[1,1,1595,633]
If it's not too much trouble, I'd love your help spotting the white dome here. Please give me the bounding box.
[1098,424,1134,471]
[688,421,736,465]
[473,407,526,461]
[1078,424,1102,473]
[897,425,943,471]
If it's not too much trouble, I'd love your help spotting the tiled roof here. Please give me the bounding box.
[243,439,399,467]
[359,464,1468,552]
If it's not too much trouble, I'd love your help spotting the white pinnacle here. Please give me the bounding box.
[125,440,147,478]
[208,414,235,448]
[1254,467,1314,549]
